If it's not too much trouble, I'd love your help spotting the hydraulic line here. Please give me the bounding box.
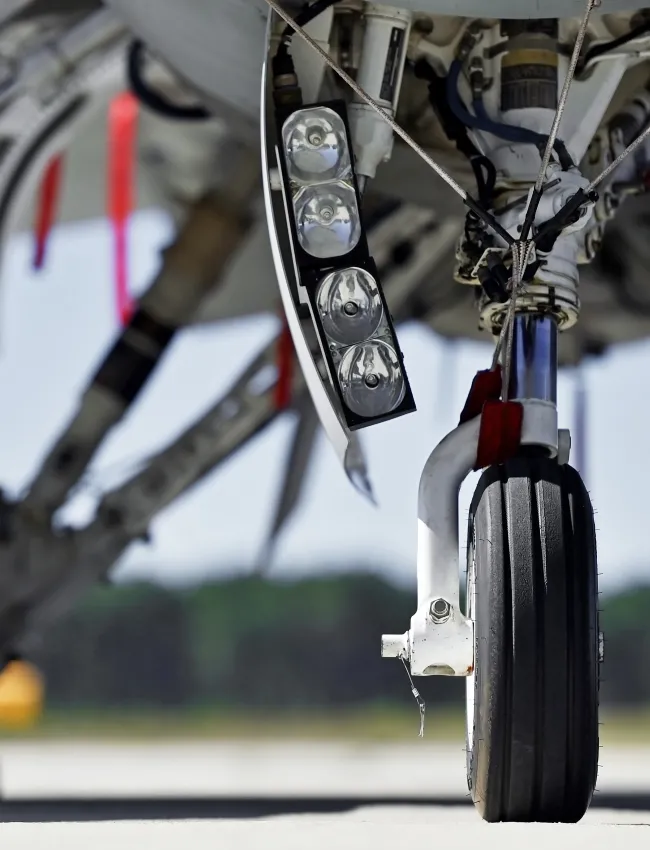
[446,59,572,169]
[413,59,495,208]
[127,40,210,121]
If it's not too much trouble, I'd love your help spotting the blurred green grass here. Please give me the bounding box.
[1,706,649,744]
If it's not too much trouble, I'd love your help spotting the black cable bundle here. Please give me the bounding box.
[579,17,650,71]
[127,40,211,122]
[412,58,496,210]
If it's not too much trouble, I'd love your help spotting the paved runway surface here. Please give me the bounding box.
[0,740,647,847]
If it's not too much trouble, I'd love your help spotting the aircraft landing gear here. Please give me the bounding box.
[382,311,601,823]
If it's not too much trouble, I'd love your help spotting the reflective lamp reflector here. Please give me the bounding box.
[282,107,351,185]
[293,183,361,259]
[338,340,406,418]
[317,267,384,346]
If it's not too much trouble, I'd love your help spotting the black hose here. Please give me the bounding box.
[579,19,650,71]
[412,59,496,208]
[127,40,211,122]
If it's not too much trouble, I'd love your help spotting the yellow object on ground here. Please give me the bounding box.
[0,661,44,728]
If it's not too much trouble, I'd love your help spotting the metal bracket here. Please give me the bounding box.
[382,399,561,677]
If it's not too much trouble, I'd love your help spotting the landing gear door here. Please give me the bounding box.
[259,10,374,501]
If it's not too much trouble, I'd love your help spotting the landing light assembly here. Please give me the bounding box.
[275,99,415,429]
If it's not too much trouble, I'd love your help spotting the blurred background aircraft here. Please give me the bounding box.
[0,0,649,738]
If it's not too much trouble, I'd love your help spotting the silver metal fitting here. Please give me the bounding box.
[479,277,581,333]
[476,168,594,334]
[599,631,605,663]
[430,598,451,623]
[381,633,408,658]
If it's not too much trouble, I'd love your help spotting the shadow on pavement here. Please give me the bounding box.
[0,792,646,822]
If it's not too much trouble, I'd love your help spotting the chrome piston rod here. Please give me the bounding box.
[508,315,558,404]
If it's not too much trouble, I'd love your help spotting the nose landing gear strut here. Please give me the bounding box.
[382,317,599,822]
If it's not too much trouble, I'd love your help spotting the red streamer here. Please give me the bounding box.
[274,320,294,411]
[33,155,64,271]
[108,92,139,326]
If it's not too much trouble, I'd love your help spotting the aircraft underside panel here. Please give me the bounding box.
[104,0,268,131]
[103,0,650,133]
[350,0,649,17]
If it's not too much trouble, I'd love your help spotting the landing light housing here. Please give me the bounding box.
[274,99,415,430]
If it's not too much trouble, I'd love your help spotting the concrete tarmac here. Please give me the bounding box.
[0,740,647,848]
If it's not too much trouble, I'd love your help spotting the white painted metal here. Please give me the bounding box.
[477,61,632,179]
[376,0,648,16]
[517,399,560,457]
[349,4,412,180]
[561,60,631,166]
[104,0,269,133]
[415,416,481,611]
[382,399,562,677]
[289,7,335,104]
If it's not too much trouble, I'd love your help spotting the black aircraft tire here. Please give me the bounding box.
[465,456,600,823]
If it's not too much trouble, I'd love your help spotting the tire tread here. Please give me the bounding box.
[467,458,599,823]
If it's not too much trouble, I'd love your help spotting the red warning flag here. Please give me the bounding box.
[108,91,139,326]
[33,155,64,271]
[459,366,523,470]
[274,319,294,411]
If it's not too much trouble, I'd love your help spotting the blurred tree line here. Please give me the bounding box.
[28,573,650,709]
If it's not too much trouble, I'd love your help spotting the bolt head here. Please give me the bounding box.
[430,598,451,623]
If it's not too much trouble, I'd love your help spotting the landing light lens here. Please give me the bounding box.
[338,340,405,417]
[282,107,350,184]
[294,183,361,258]
[317,267,384,346]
